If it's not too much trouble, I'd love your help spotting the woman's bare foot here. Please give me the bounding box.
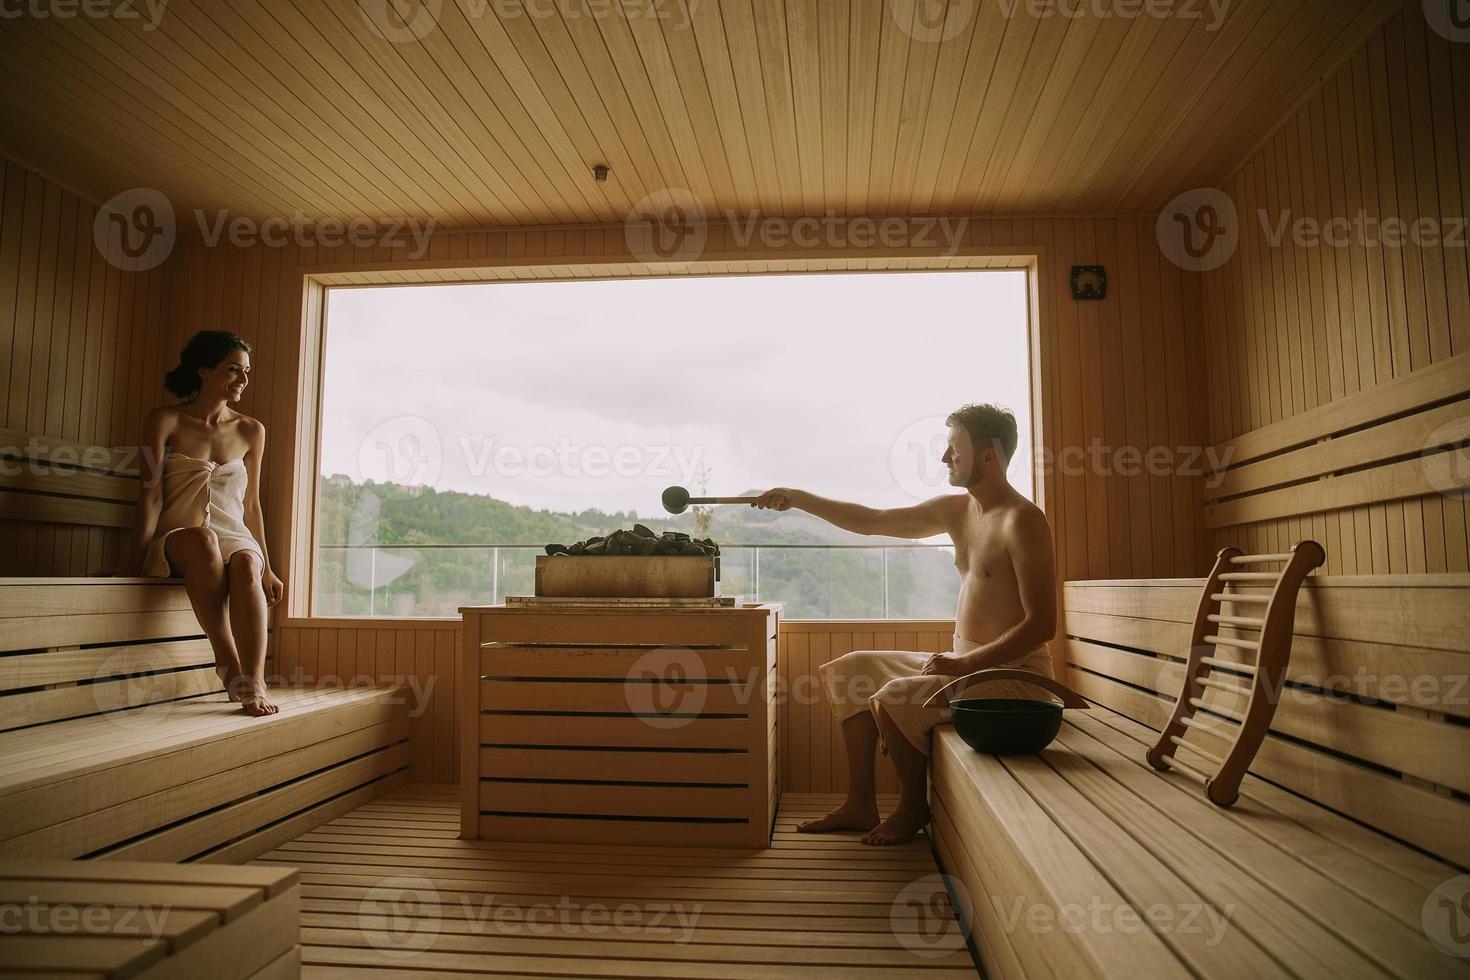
[862,804,930,846]
[239,676,278,717]
[215,661,243,701]
[797,801,880,833]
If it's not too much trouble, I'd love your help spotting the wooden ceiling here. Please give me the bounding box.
[0,0,1400,227]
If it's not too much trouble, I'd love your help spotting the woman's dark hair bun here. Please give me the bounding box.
[163,364,198,398]
[164,330,252,399]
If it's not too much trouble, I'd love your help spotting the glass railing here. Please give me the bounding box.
[313,543,959,620]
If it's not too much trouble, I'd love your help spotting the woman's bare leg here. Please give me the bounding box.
[164,528,242,699]
[226,551,277,716]
[797,711,881,832]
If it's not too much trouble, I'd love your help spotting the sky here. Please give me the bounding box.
[317,271,1033,519]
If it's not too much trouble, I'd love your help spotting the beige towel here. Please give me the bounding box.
[818,636,1055,755]
[141,452,264,577]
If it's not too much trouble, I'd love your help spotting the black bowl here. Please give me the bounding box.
[949,698,1063,755]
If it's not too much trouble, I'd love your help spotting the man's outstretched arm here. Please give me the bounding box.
[752,488,952,540]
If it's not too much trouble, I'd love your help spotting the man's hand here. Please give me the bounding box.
[753,487,804,511]
[921,652,972,676]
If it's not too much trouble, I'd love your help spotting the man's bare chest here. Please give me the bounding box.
[953,519,1012,583]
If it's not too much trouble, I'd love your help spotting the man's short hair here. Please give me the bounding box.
[946,403,1018,464]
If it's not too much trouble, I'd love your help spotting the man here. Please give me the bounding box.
[752,403,1057,846]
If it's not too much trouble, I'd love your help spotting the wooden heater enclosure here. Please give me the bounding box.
[460,603,779,847]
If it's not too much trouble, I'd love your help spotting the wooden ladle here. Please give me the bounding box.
[661,485,759,515]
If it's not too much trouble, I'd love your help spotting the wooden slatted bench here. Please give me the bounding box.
[929,573,1470,978]
[0,858,299,978]
[1064,574,1470,863]
[0,577,414,863]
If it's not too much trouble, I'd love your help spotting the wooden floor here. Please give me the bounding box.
[251,786,978,978]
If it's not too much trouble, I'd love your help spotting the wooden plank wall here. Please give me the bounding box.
[1199,7,1470,574]
[161,216,1212,622]
[779,620,956,796]
[0,156,171,575]
[274,619,458,787]
[92,214,1212,792]
[7,167,1217,796]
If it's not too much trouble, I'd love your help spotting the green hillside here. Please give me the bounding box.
[314,476,961,619]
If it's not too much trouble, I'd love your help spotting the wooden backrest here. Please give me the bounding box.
[0,428,141,528]
[1202,351,1469,529]
[1063,574,1470,867]
[0,578,222,731]
[1144,544,1326,808]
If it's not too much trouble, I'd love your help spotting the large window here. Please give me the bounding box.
[312,271,1032,618]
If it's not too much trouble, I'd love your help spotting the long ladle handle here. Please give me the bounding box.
[688,496,760,504]
[922,668,1090,709]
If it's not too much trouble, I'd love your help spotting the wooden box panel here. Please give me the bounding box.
[475,814,760,848]
[478,714,749,750]
[469,610,754,647]
[461,603,779,848]
[479,781,747,819]
[479,747,748,783]
[479,644,763,679]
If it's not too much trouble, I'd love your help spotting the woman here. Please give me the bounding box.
[133,330,285,717]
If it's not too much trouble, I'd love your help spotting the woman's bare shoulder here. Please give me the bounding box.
[231,411,265,440]
[143,405,182,433]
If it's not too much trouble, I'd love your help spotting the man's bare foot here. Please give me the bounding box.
[215,662,243,701]
[862,805,930,846]
[797,801,880,833]
[239,677,278,717]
